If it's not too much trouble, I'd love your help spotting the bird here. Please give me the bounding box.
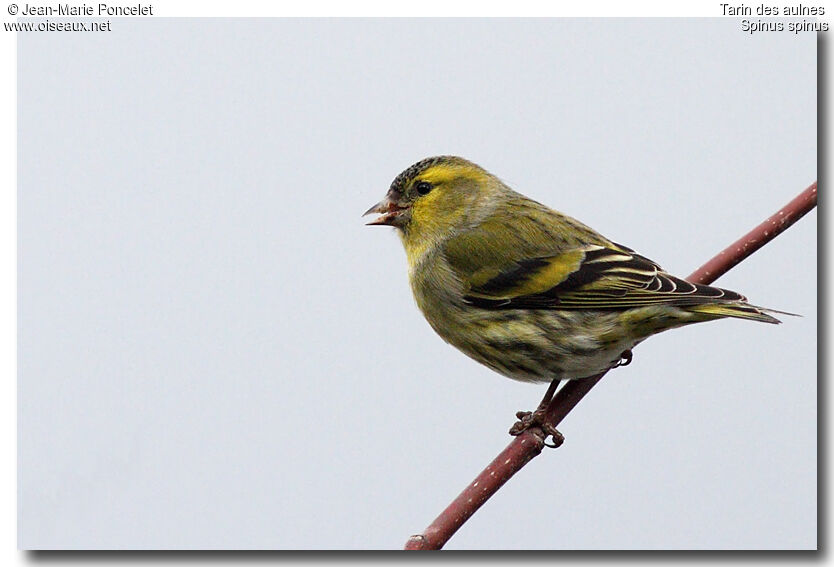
[365,155,784,445]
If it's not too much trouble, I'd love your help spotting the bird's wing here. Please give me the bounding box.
[452,243,746,311]
[441,198,745,311]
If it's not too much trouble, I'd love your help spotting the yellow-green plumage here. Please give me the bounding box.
[366,156,780,383]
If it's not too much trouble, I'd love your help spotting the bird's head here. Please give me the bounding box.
[365,156,499,253]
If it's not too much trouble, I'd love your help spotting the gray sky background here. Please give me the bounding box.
[18,19,816,550]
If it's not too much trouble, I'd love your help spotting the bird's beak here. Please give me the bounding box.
[363,193,409,227]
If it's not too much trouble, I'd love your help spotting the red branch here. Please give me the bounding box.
[404,181,817,551]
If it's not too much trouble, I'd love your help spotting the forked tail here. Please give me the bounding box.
[685,302,798,325]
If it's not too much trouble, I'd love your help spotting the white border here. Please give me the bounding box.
[2,3,828,561]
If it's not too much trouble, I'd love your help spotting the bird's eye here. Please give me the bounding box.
[415,181,433,196]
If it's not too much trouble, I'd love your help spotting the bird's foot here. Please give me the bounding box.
[509,409,564,448]
[614,349,633,368]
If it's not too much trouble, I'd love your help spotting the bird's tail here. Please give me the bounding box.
[685,302,798,325]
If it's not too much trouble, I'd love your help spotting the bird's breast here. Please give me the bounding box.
[409,253,466,320]
[407,253,639,383]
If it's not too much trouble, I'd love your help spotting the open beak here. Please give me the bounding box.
[363,194,409,227]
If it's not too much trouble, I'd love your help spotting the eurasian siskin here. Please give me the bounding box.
[365,156,782,439]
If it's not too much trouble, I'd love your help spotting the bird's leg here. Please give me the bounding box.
[509,378,565,448]
[614,349,633,368]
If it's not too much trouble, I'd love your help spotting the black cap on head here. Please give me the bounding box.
[389,156,477,194]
